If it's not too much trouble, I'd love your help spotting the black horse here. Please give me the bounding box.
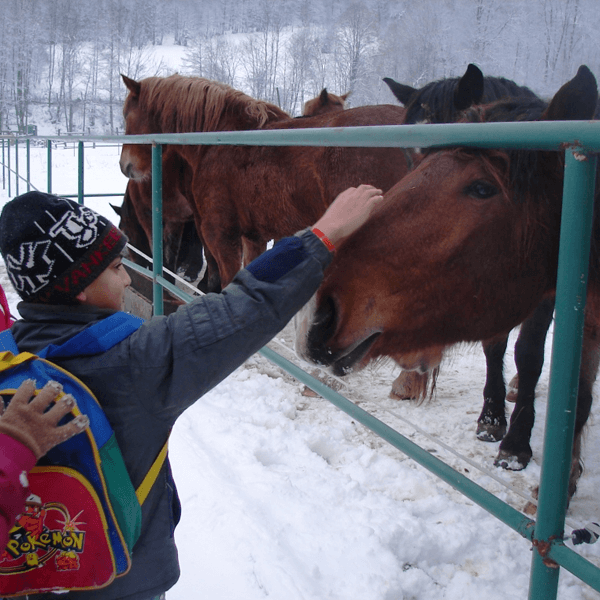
[383,63,538,124]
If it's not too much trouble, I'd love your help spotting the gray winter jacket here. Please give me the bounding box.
[11,229,332,600]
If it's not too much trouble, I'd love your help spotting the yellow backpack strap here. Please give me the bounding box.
[0,350,36,372]
[136,438,169,505]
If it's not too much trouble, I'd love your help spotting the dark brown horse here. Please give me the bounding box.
[113,179,205,285]
[119,74,409,292]
[297,65,599,501]
[111,189,192,316]
[117,150,212,291]
[302,88,350,116]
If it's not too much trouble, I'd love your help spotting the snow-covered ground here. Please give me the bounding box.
[1,144,599,599]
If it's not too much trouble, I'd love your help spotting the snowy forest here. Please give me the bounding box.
[1,0,598,136]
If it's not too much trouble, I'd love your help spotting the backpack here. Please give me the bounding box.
[0,311,168,597]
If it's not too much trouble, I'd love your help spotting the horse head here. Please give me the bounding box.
[383,64,538,124]
[119,73,290,180]
[302,88,351,117]
[297,65,598,378]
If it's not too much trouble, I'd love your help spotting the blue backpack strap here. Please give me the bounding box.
[39,312,144,359]
[0,329,19,354]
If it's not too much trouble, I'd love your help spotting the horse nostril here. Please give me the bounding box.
[306,296,338,366]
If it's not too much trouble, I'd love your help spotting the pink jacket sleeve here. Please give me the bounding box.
[0,433,37,548]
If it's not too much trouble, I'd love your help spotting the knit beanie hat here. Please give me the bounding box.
[0,192,127,304]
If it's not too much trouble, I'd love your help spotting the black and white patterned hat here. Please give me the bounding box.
[0,192,127,303]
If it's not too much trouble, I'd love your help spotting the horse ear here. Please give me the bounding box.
[110,203,122,217]
[341,92,351,101]
[382,77,416,106]
[542,65,598,121]
[319,88,329,104]
[454,64,484,111]
[121,74,141,97]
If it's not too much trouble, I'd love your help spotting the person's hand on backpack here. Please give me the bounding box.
[0,380,89,459]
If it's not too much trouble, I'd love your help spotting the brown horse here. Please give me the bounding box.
[119,85,352,294]
[119,74,409,292]
[302,88,350,116]
[382,64,543,406]
[296,65,599,501]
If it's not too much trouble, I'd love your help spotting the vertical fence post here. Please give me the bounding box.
[2,139,5,190]
[26,138,31,192]
[47,139,52,193]
[151,143,164,316]
[7,139,11,197]
[15,138,19,197]
[528,149,598,600]
[78,141,84,204]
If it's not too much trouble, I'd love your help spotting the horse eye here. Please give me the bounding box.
[464,181,499,200]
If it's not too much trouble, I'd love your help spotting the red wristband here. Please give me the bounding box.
[311,228,336,253]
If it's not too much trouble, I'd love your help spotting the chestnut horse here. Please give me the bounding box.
[297,65,599,501]
[119,88,345,294]
[119,74,409,292]
[302,88,350,116]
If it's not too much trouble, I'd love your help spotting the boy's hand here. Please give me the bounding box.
[0,380,89,459]
[312,184,384,247]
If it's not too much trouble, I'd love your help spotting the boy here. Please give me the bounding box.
[0,184,382,600]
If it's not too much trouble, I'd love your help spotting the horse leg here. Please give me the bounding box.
[242,236,267,266]
[200,216,242,292]
[477,334,509,442]
[197,245,220,294]
[176,220,206,283]
[390,371,430,401]
[494,296,555,470]
[568,314,600,500]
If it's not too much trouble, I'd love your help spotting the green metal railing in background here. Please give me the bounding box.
[1,121,600,599]
[0,136,123,201]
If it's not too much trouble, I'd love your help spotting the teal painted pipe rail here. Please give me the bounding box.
[78,141,84,204]
[9,120,600,151]
[151,144,164,316]
[529,149,598,599]
[47,139,52,193]
[14,139,18,197]
[26,139,30,193]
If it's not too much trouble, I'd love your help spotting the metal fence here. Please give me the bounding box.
[1,121,600,599]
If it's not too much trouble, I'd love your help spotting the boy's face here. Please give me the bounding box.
[76,256,131,310]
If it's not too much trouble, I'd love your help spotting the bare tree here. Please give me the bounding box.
[333,2,378,105]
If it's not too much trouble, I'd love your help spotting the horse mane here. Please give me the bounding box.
[137,74,290,132]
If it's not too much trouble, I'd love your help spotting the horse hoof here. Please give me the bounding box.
[476,421,506,442]
[494,449,531,471]
[506,374,519,403]
[389,371,429,401]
